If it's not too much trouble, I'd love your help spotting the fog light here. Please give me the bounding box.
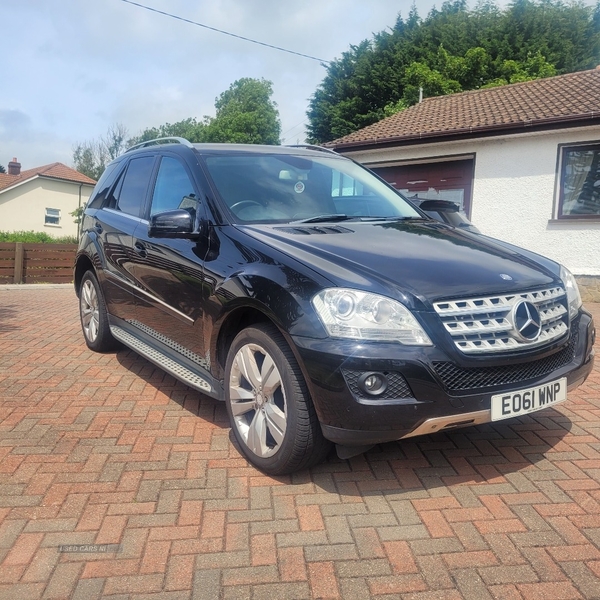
[358,372,388,396]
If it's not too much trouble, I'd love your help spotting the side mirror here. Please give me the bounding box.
[148,209,196,238]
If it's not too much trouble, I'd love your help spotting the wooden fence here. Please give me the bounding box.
[0,243,77,284]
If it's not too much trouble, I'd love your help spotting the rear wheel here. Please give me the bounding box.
[79,271,118,352]
[225,324,330,475]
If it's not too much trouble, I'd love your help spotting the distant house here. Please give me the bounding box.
[0,158,96,238]
[328,68,600,298]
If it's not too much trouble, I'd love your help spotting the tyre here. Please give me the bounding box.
[225,324,331,475]
[79,271,119,352]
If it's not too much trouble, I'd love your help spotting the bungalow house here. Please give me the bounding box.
[328,67,600,301]
[0,158,96,238]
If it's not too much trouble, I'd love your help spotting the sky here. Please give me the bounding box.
[5,0,595,171]
[1,0,456,170]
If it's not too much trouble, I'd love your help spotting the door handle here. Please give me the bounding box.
[134,242,147,258]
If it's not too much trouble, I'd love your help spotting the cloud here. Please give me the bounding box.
[0,0,531,165]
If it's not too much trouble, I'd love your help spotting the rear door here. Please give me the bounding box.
[94,154,157,322]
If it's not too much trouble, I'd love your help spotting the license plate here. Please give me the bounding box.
[491,377,567,421]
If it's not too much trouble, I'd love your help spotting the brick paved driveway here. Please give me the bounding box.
[0,287,599,600]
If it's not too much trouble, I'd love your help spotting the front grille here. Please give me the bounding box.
[433,332,577,391]
[342,369,413,399]
[433,286,569,354]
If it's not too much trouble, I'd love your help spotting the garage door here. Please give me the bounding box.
[372,159,474,217]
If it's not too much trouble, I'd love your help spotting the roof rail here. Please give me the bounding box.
[285,144,338,155]
[125,137,194,153]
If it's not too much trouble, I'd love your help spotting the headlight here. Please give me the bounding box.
[312,288,432,345]
[560,265,582,319]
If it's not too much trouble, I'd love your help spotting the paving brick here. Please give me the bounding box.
[164,553,195,591]
[82,558,140,578]
[103,573,165,595]
[516,581,583,599]
[250,533,277,566]
[1,290,600,600]
[221,565,279,586]
[42,562,84,599]
[140,540,171,573]
[560,561,600,599]
[1,532,43,565]
[277,546,306,582]
[453,568,495,600]
[367,574,428,595]
[383,540,418,574]
[353,527,386,559]
[307,562,341,599]
[415,555,455,590]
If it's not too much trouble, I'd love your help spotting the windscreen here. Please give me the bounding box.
[203,154,422,223]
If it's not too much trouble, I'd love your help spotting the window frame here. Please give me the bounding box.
[557,141,600,220]
[44,207,61,227]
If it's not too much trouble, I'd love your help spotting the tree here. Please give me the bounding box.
[73,123,129,180]
[0,164,5,174]
[131,78,281,147]
[307,0,600,143]
[203,78,281,144]
[128,117,206,146]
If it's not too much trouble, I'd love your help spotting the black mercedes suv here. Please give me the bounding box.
[74,138,595,474]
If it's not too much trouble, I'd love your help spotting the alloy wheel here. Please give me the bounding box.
[80,279,100,343]
[229,342,287,458]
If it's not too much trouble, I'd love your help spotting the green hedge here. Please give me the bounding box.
[0,231,78,244]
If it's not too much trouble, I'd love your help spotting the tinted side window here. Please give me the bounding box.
[151,157,197,216]
[115,157,155,217]
[87,162,121,209]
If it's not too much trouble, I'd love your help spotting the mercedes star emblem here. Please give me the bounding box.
[511,300,542,342]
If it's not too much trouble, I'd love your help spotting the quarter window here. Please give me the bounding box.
[558,144,600,218]
[45,208,61,226]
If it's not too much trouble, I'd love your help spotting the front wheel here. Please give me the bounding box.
[79,271,119,352]
[224,324,331,475]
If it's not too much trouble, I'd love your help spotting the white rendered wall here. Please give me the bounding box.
[0,178,93,238]
[343,126,600,276]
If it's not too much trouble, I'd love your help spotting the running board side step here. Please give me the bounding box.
[110,325,212,394]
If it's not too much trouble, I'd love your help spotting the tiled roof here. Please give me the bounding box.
[0,162,96,193]
[329,68,600,149]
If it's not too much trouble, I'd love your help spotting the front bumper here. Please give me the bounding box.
[292,310,595,446]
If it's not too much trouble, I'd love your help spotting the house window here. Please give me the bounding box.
[558,144,600,218]
[45,208,61,226]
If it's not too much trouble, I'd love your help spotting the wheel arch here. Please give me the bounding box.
[214,306,275,381]
[74,253,95,297]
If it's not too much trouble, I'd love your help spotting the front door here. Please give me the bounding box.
[129,155,209,369]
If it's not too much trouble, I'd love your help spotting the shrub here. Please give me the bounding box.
[0,231,78,244]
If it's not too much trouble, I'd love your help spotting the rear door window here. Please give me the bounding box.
[113,156,155,217]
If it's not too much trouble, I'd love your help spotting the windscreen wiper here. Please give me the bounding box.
[291,214,353,224]
[381,216,429,221]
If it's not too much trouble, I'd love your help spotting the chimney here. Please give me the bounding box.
[8,157,21,176]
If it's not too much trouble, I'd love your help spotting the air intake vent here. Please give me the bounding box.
[274,225,354,235]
